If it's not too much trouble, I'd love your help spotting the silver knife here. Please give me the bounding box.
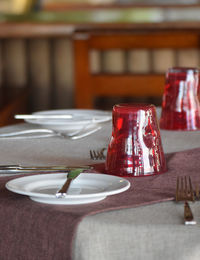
[56,168,83,198]
[15,114,111,121]
[0,164,91,173]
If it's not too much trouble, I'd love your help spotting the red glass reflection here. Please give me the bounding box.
[105,103,166,177]
[160,67,200,130]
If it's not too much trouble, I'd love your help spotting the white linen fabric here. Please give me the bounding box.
[0,108,200,260]
[0,114,200,167]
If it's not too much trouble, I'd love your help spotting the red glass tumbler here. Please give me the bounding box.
[160,67,200,130]
[105,103,166,177]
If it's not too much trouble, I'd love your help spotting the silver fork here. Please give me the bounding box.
[90,148,106,160]
[176,176,196,225]
[0,126,101,140]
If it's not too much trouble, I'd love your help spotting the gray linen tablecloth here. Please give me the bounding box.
[0,108,200,260]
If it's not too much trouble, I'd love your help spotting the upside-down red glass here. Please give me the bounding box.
[160,67,200,130]
[105,103,167,177]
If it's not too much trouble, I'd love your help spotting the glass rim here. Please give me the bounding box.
[167,67,200,73]
[113,103,156,113]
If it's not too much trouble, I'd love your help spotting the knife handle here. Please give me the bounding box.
[56,178,72,198]
[184,201,196,225]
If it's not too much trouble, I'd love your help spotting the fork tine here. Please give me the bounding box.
[101,148,106,160]
[176,176,194,201]
[195,184,200,200]
[98,151,103,160]
[93,151,98,160]
[99,148,106,160]
[175,176,196,224]
[181,176,184,199]
[189,176,195,201]
[90,149,106,160]
[90,150,95,160]
[184,176,188,198]
[90,150,99,160]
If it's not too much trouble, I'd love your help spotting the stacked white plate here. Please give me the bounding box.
[24,109,112,134]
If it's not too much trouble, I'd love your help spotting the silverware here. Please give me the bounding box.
[15,114,111,122]
[15,114,73,119]
[0,126,102,140]
[90,148,106,160]
[176,176,196,225]
[0,164,92,173]
[56,168,83,198]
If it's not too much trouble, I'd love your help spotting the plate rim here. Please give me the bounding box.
[5,172,130,200]
[25,109,112,125]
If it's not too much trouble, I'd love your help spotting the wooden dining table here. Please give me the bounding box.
[1,4,200,258]
[0,108,200,259]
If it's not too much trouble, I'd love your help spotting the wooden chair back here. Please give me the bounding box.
[73,30,200,109]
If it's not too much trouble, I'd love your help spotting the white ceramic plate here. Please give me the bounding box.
[5,173,130,205]
[25,109,112,133]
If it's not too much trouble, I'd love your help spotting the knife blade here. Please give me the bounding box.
[14,114,111,121]
[56,168,83,198]
[15,114,73,119]
[0,164,91,173]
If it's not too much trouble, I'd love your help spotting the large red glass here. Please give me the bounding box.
[105,103,166,177]
[160,67,200,130]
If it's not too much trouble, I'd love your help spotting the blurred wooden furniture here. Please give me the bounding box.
[73,30,200,108]
[1,6,200,110]
[43,1,200,10]
[0,87,28,126]
[0,22,75,113]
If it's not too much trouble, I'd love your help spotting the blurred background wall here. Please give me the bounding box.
[1,38,200,111]
[0,0,200,112]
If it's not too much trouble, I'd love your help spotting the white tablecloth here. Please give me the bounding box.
[0,109,200,260]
